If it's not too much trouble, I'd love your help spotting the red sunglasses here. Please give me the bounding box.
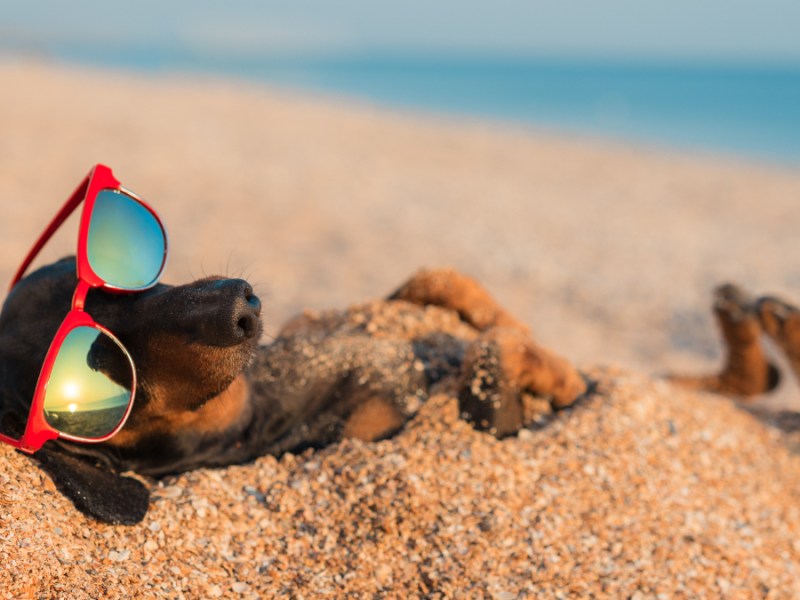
[0,164,168,454]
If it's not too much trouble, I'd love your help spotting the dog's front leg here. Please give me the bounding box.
[389,267,530,333]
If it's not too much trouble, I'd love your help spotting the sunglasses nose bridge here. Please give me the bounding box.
[71,279,93,312]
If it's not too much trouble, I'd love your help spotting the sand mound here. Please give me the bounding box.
[2,372,799,597]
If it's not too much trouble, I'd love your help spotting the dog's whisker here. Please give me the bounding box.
[248,280,265,292]
[238,258,258,280]
[225,252,236,279]
[186,260,196,282]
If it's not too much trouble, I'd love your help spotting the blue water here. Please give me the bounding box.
[242,57,800,164]
[11,45,800,164]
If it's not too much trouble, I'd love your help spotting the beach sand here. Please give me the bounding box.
[1,59,800,597]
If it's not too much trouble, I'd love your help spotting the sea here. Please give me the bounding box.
[7,46,800,165]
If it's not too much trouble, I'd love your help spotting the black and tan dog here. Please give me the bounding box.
[0,257,588,524]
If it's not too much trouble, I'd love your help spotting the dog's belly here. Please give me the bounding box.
[243,299,479,455]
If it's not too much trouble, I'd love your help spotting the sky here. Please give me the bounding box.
[1,0,799,63]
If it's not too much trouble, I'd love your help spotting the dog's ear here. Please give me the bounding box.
[32,447,149,525]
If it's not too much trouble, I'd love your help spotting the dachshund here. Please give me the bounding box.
[0,257,587,524]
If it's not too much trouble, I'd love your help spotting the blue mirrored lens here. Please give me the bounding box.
[43,326,133,439]
[87,189,166,289]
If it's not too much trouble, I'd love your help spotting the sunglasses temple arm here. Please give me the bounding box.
[9,175,90,292]
[0,431,23,451]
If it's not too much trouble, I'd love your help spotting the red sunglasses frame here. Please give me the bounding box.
[0,164,167,454]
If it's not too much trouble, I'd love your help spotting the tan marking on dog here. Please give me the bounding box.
[106,375,250,447]
[342,397,406,442]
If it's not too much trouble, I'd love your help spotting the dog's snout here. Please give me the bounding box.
[195,279,263,347]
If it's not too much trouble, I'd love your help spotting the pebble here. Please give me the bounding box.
[157,486,184,500]
[108,549,131,562]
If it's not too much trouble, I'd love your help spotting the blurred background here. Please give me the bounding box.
[1,1,799,405]
[2,0,799,163]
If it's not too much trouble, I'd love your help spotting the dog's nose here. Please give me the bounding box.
[199,279,262,347]
[231,281,262,342]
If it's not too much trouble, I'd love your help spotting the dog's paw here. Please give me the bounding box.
[757,295,800,381]
[458,328,586,438]
[713,283,755,323]
[457,336,524,438]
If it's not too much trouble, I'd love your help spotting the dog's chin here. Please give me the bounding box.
[193,373,243,410]
[187,336,260,410]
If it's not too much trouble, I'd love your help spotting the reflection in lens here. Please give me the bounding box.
[43,326,133,439]
[87,189,166,289]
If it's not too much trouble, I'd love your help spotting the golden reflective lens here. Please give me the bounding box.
[43,326,133,439]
